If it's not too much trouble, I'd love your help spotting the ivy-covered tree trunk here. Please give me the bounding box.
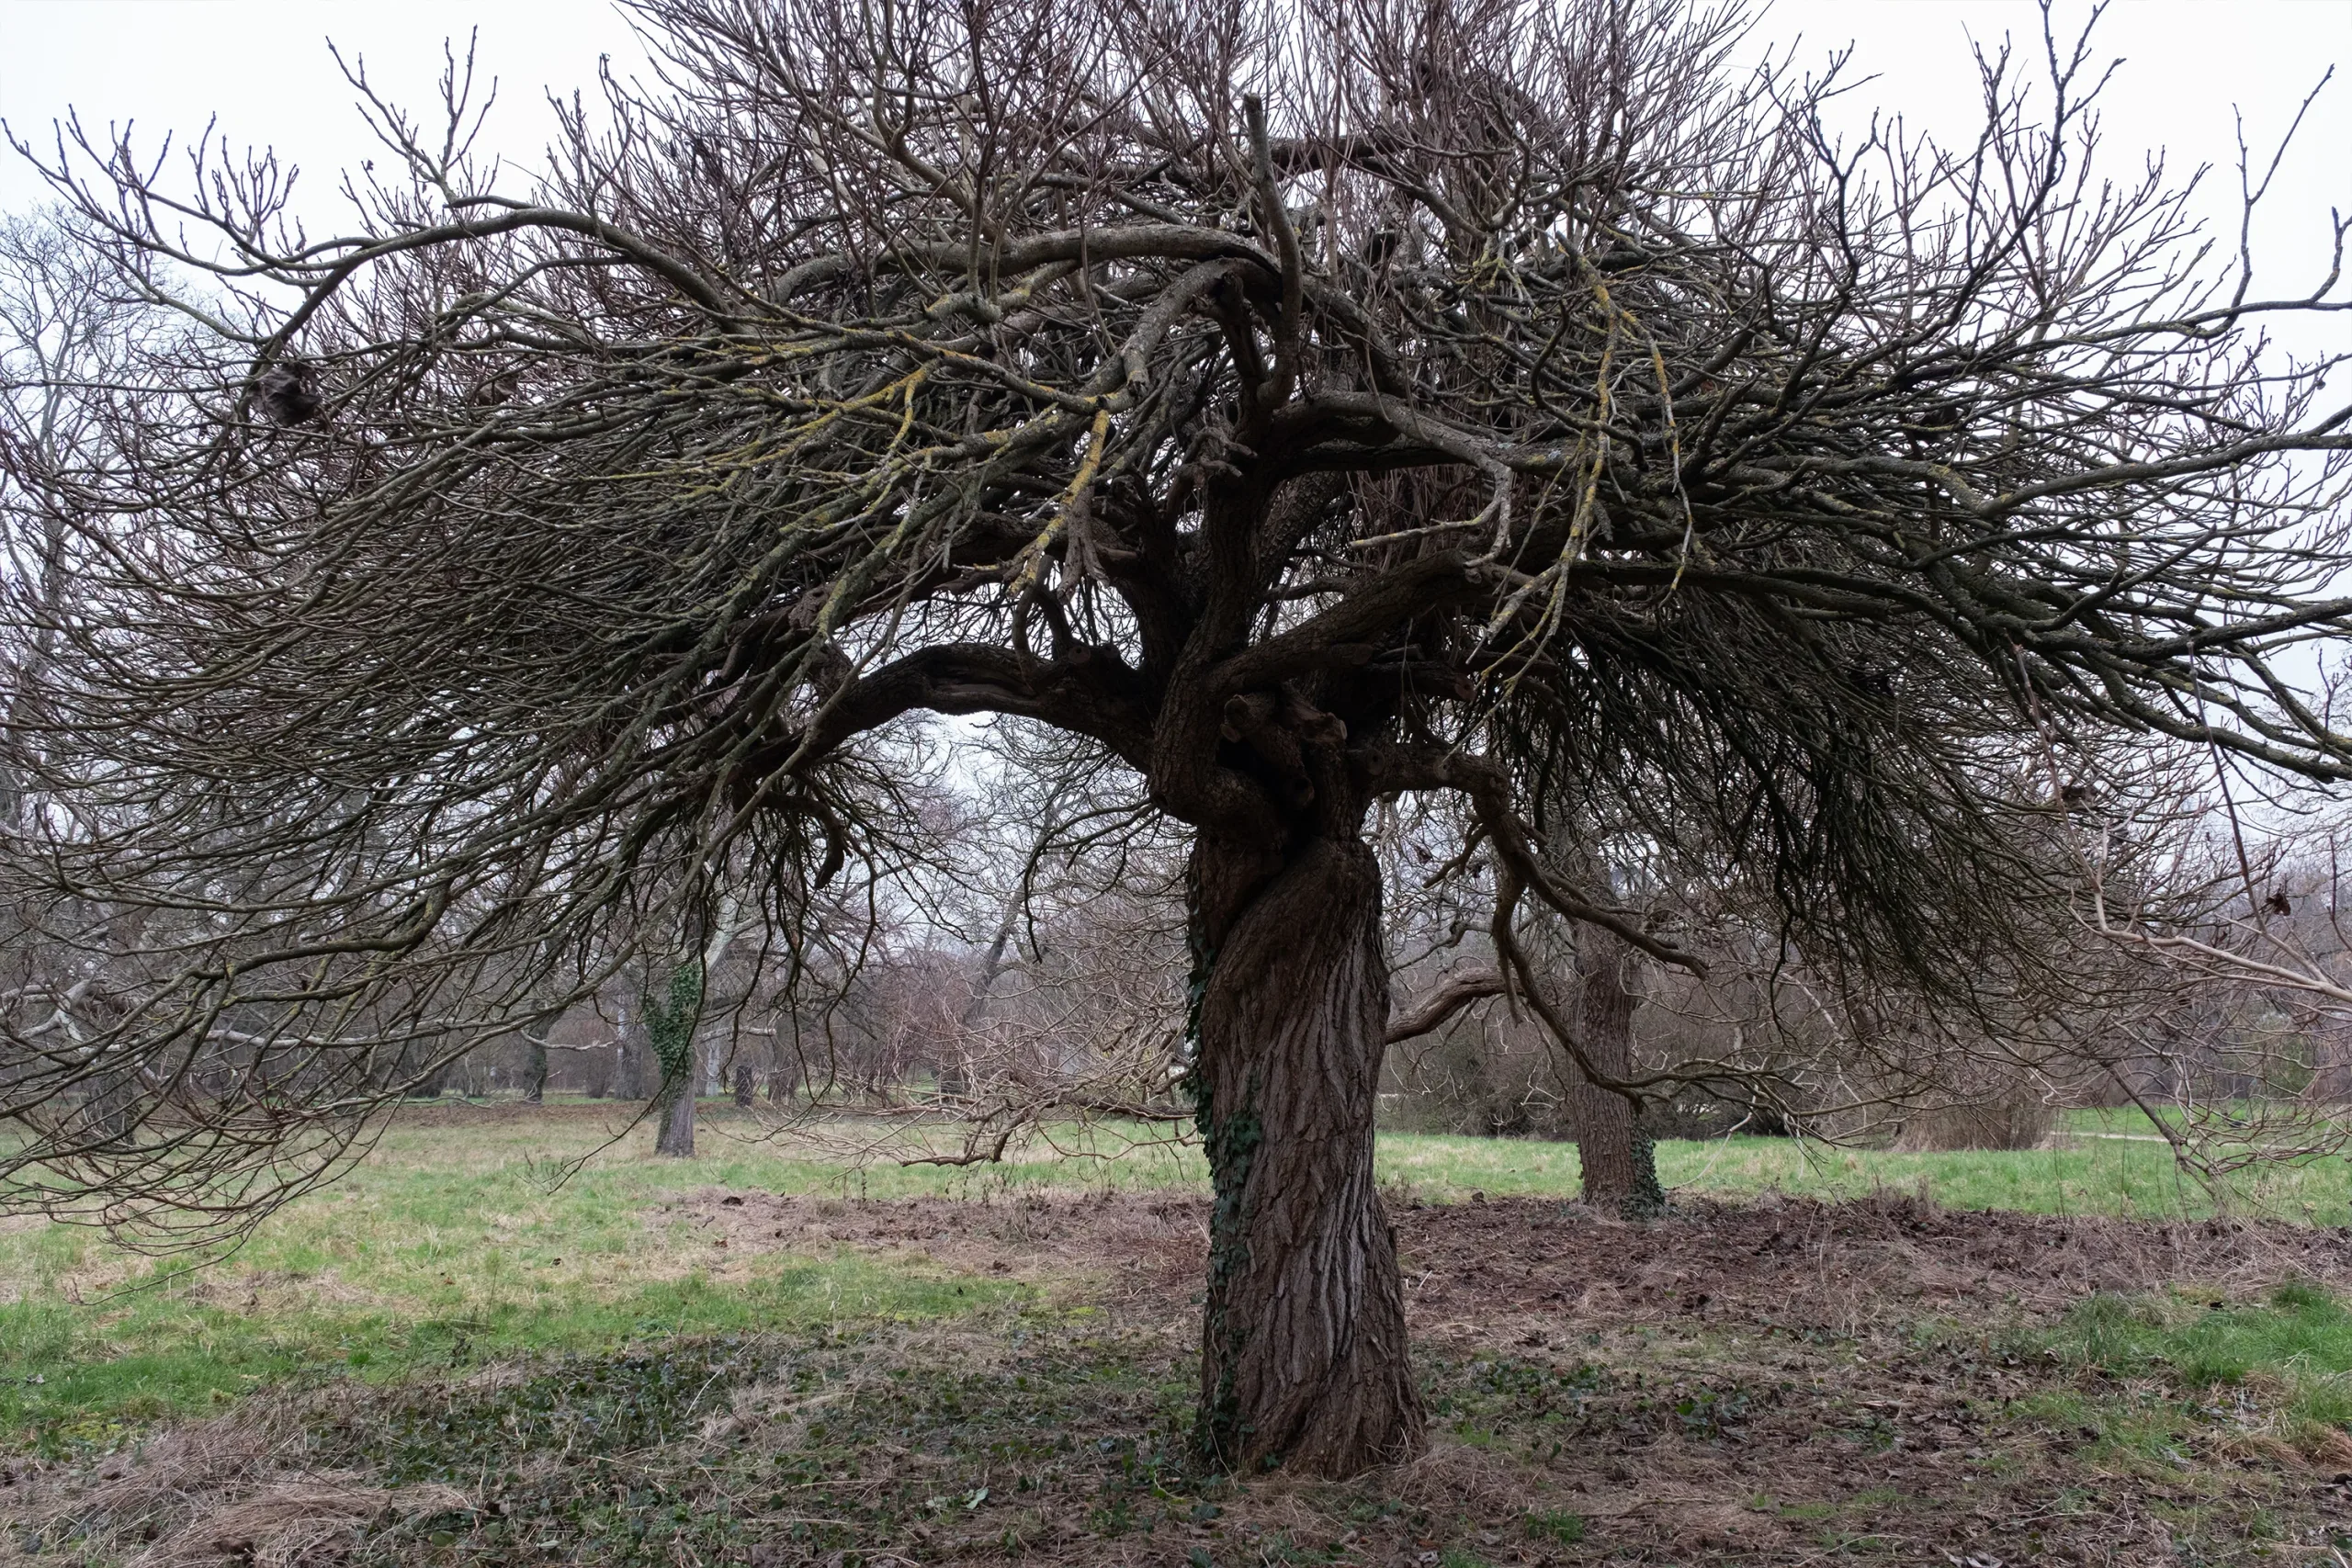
[647,960,702,1158]
[524,1037,548,1104]
[1187,832,1424,1476]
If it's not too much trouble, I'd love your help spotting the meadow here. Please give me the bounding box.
[9,1101,2352,1566]
[3,1100,2344,1451]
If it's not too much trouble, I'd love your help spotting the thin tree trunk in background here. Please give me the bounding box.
[1189,833,1425,1477]
[85,1058,135,1141]
[649,963,699,1156]
[733,1060,755,1107]
[1571,924,1661,1215]
[945,801,1068,1100]
[650,898,747,1158]
[613,1000,645,1101]
[943,910,1014,1102]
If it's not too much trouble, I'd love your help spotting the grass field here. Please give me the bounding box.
[4,1100,2347,1456]
[10,1101,2352,1565]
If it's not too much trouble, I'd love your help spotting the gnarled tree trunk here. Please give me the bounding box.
[1188,832,1424,1476]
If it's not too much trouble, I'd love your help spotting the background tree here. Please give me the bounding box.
[5,0,2352,1476]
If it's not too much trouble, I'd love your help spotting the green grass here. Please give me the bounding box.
[2056,1105,2167,1135]
[1524,1507,1587,1545]
[0,1109,1056,1453]
[7,1100,2352,1454]
[1380,1126,2352,1224]
[0,1253,1009,1455]
[2037,1280,2352,1430]
[1656,1136,2324,1222]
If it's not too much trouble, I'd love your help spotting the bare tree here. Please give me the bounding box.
[6,0,2352,1475]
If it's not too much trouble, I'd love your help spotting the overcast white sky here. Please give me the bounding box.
[0,0,2345,335]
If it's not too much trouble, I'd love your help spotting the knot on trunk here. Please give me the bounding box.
[1219,688,1349,812]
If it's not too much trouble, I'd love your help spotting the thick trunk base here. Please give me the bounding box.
[1190,835,1425,1477]
[1572,929,1663,1217]
[654,1080,695,1156]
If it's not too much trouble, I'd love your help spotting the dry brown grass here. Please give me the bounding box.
[1893,1095,2058,1152]
[127,1481,469,1568]
[0,1392,468,1568]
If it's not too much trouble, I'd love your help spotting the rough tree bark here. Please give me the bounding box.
[1187,831,1424,1474]
[1571,925,1661,1216]
[653,1070,696,1156]
[524,1037,548,1105]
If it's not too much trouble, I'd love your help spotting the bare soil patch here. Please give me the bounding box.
[653,1186,2352,1564]
[672,1183,2352,1324]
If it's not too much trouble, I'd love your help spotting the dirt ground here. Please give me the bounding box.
[667,1182,2352,1322]
[21,1189,2352,1567]
[657,1187,2352,1564]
